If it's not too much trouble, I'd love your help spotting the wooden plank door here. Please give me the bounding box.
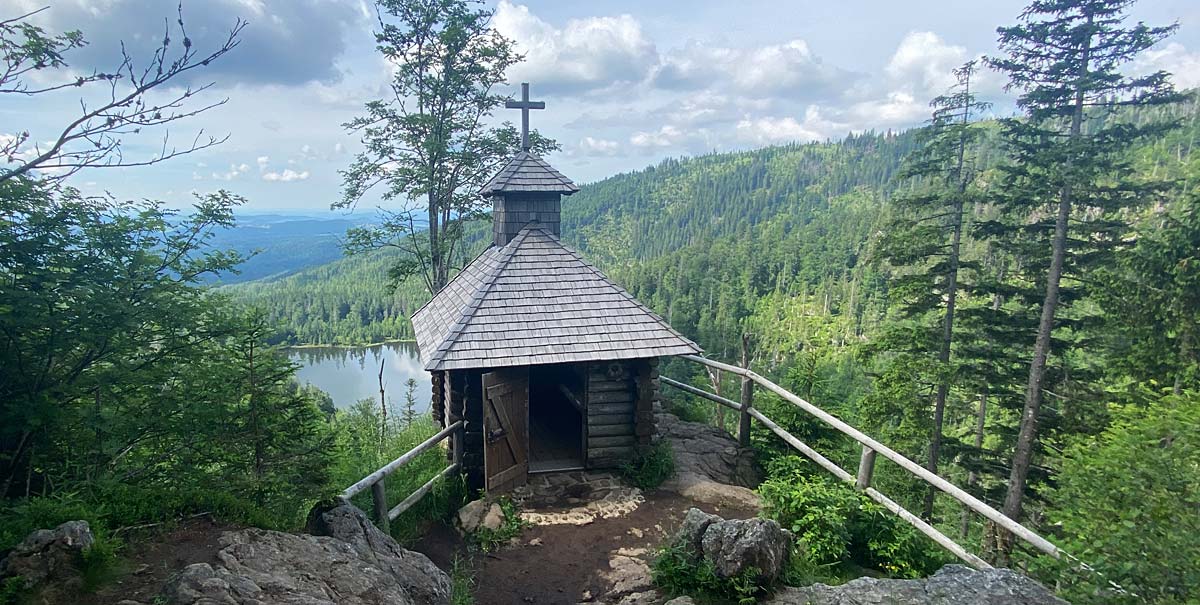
[483,367,529,493]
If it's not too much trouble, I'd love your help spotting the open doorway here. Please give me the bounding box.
[528,364,585,473]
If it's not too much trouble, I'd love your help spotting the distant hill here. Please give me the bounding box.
[207,213,373,284]
[224,129,922,346]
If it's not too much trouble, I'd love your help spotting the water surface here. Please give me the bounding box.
[288,342,431,412]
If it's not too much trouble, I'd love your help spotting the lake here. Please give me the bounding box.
[287,342,432,413]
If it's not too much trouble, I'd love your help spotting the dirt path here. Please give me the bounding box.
[412,490,758,605]
[78,517,238,605]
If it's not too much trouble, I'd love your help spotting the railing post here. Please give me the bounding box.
[738,334,753,447]
[372,479,389,533]
[738,376,753,447]
[856,446,877,490]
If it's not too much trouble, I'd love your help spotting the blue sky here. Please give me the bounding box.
[5,0,1199,213]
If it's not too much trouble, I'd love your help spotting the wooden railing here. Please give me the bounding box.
[663,354,1064,571]
[341,420,465,533]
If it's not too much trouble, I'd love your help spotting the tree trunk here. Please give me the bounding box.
[925,195,965,521]
[1001,22,1090,559]
[427,189,444,292]
[923,80,973,520]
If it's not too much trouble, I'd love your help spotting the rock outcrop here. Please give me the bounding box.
[672,508,793,585]
[655,411,762,509]
[0,520,94,590]
[767,564,1069,605]
[164,504,450,605]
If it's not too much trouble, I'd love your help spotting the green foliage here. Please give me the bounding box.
[759,472,859,565]
[650,542,765,604]
[1032,392,1200,604]
[620,441,676,490]
[0,576,25,605]
[758,465,947,577]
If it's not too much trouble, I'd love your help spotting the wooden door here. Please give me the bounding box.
[483,367,529,493]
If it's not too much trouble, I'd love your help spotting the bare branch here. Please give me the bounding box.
[0,4,244,184]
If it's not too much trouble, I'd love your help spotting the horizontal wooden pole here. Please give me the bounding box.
[748,407,853,482]
[343,421,463,499]
[660,376,741,411]
[388,462,461,521]
[748,408,990,570]
[680,354,1061,559]
[863,486,991,570]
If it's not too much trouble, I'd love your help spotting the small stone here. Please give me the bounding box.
[528,537,544,546]
[629,527,644,538]
[581,589,593,601]
[664,597,696,605]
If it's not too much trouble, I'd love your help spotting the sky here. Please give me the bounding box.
[5,0,1200,213]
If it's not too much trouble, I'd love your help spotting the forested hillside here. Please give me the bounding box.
[228,130,924,346]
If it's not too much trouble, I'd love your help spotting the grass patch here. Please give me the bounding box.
[329,410,468,545]
[620,441,676,490]
[450,554,476,605]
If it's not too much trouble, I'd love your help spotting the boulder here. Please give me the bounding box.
[670,508,793,585]
[655,411,762,510]
[455,499,490,534]
[164,504,450,605]
[0,520,94,590]
[767,564,1069,605]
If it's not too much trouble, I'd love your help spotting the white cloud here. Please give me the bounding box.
[262,168,310,182]
[885,31,967,93]
[1135,42,1200,89]
[655,39,846,98]
[734,107,846,145]
[256,156,270,171]
[630,125,685,149]
[494,0,658,95]
[212,163,250,181]
[846,91,927,127]
[577,136,620,156]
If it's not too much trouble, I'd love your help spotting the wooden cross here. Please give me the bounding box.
[505,82,544,152]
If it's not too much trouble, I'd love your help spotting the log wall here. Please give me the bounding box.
[447,369,485,491]
[584,359,659,467]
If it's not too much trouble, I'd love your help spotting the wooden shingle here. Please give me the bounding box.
[479,151,580,197]
[411,225,701,371]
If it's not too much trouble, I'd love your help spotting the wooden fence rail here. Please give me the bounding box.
[341,420,464,532]
[661,354,1064,569]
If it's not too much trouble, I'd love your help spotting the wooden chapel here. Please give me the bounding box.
[411,83,701,493]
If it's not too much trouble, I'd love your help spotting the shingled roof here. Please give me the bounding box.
[411,225,701,371]
[479,151,580,197]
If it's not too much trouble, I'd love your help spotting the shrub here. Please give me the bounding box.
[758,464,946,577]
[759,473,858,564]
[620,441,676,490]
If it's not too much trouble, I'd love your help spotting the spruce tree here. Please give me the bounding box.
[876,61,990,520]
[986,0,1181,544]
